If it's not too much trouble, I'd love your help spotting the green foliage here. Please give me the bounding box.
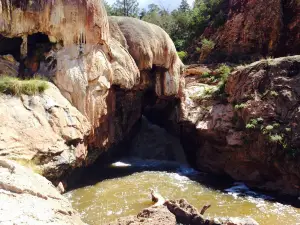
[108,0,139,17]
[269,134,283,143]
[0,76,49,96]
[234,103,246,110]
[265,125,274,131]
[177,51,188,61]
[179,0,190,12]
[215,64,231,95]
[201,38,215,52]
[270,91,279,97]
[245,118,261,129]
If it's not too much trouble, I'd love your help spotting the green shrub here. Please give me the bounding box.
[201,38,215,52]
[0,76,49,96]
[177,51,188,61]
[245,118,260,129]
[246,123,256,129]
[215,64,231,95]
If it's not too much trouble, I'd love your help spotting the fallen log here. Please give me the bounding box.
[150,190,259,225]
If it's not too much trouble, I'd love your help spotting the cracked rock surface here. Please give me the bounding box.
[0,83,90,182]
[0,159,85,225]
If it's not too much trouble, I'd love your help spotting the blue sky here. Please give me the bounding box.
[106,0,194,11]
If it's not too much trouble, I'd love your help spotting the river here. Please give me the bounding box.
[65,118,300,225]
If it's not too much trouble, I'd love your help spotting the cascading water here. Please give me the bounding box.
[65,117,300,225]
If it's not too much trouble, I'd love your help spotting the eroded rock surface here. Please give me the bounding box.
[0,0,182,177]
[180,56,300,196]
[0,82,90,182]
[189,0,300,62]
[0,159,85,224]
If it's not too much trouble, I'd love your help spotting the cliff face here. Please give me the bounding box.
[172,56,300,196]
[0,0,182,180]
[192,0,300,62]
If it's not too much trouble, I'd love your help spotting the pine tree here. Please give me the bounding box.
[179,0,190,12]
[112,0,139,17]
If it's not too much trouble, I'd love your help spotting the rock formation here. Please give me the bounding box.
[0,159,85,224]
[151,55,300,196]
[0,0,182,179]
[0,82,90,182]
[189,0,300,62]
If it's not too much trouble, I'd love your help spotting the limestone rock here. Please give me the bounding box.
[0,82,91,182]
[0,0,182,179]
[0,159,85,224]
[109,16,184,96]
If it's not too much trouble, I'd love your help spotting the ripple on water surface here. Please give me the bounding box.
[65,161,300,225]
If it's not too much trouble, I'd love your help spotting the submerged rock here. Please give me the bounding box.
[0,159,85,224]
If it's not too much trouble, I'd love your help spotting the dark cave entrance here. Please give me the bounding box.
[0,35,23,61]
[20,32,54,78]
[0,33,55,78]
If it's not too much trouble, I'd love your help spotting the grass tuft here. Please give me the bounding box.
[0,76,49,96]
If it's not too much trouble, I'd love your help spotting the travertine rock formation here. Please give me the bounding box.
[0,0,182,175]
[0,159,85,224]
[109,16,183,96]
[0,82,90,182]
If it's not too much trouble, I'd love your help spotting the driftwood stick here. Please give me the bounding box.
[200,204,211,215]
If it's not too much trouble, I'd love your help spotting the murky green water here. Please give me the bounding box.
[65,159,300,225]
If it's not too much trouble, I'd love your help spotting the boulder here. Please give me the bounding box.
[0,82,90,182]
[0,159,85,224]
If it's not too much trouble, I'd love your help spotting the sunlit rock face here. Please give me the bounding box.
[0,1,183,172]
[109,16,184,96]
[0,82,91,182]
[0,159,86,225]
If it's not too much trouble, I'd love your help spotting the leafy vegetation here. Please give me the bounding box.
[105,0,227,53]
[0,76,49,96]
[177,51,188,61]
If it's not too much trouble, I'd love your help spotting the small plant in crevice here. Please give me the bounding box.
[234,103,247,110]
[270,91,279,97]
[245,118,263,129]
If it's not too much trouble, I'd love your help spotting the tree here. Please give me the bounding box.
[112,0,139,17]
[179,0,190,12]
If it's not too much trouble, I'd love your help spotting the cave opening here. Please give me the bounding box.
[0,35,23,61]
[20,32,54,78]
